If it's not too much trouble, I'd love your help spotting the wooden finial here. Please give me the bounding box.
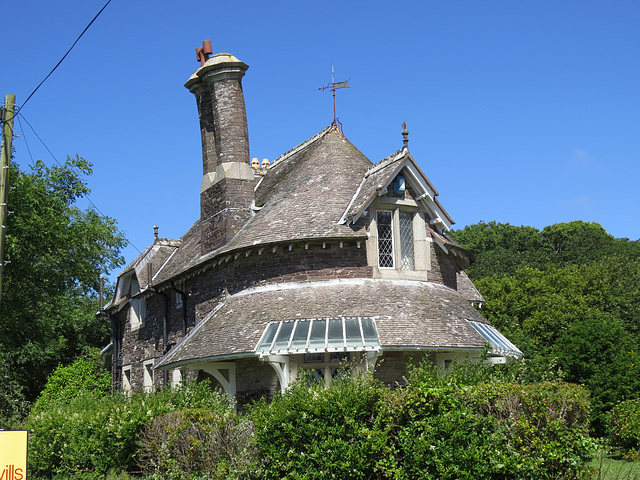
[402,121,409,150]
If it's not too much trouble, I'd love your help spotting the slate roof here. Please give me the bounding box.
[110,239,181,304]
[150,126,375,285]
[456,271,486,304]
[155,278,493,370]
[219,126,372,252]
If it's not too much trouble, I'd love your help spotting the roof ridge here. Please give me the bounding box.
[267,125,334,170]
[365,148,406,178]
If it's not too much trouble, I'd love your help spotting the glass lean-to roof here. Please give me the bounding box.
[467,320,523,359]
[255,317,381,356]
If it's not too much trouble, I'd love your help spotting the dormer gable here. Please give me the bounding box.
[107,235,181,312]
[340,149,453,233]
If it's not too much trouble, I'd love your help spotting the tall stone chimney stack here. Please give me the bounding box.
[186,46,254,254]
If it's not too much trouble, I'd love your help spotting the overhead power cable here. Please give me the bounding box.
[16,112,143,256]
[20,0,113,111]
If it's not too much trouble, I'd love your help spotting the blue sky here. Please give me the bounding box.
[3,1,639,280]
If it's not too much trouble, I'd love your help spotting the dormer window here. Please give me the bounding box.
[376,210,415,270]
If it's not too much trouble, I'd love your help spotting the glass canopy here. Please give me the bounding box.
[467,320,523,359]
[255,317,381,356]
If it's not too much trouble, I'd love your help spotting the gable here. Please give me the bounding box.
[341,150,453,232]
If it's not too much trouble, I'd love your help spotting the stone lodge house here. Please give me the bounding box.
[103,45,522,404]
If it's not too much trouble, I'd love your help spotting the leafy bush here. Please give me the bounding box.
[24,360,601,479]
[137,407,255,479]
[31,351,110,413]
[25,381,232,479]
[386,361,597,479]
[249,370,392,479]
[608,398,640,461]
[0,350,29,428]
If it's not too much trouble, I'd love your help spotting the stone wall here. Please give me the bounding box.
[117,241,371,393]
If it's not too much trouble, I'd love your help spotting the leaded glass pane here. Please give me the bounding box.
[310,368,324,384]
[377,211,394,268]
[399,212,415,270]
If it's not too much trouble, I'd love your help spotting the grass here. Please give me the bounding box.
[589,452,640,480]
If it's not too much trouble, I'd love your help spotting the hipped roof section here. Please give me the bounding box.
[154,279,495,370]
[216,126,372,253]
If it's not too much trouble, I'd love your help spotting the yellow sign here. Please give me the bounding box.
[0,430,27,480]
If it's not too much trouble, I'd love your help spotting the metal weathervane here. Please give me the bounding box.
[319,66,349,130]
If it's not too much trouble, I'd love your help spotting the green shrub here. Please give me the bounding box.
[31,351,110,414]
[608,398,640,461]
[249,370,393,480]
[25,380,232,479]
[387,361,597,479]
[136,407,255,479]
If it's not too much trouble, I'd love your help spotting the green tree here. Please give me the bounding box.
[473,257,640,434]
[0,156,125,415]
[556,315,640,434]
[451,220,639,279]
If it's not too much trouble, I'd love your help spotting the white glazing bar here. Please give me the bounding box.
[269,322,284,354]
[342,317,347,348]
[358,317,366,347]
[287,321,297,350]
[324,318,329,350]
[306,318,313,349]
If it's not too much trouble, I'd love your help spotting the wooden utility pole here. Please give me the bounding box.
[0,94,16,308]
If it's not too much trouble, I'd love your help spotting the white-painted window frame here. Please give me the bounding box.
[143,359,154,393]
[130,298,146,331]
[122,365,132,394]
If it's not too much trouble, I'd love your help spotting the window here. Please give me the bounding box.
[130,298,146,330]
[122,365,132,394]
[399,212,415,270]
[377,210,415,270]
[302,352,351,387]
[377,211,394,267]
[255,317,380,356]
[143,359,154,393]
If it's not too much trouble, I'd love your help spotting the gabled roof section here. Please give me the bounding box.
[108,237,181,308]
[151,221,201,285]
[341,148,454,230]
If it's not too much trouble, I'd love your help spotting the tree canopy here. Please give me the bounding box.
[0,156,125,420]
[451,221,640,434]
